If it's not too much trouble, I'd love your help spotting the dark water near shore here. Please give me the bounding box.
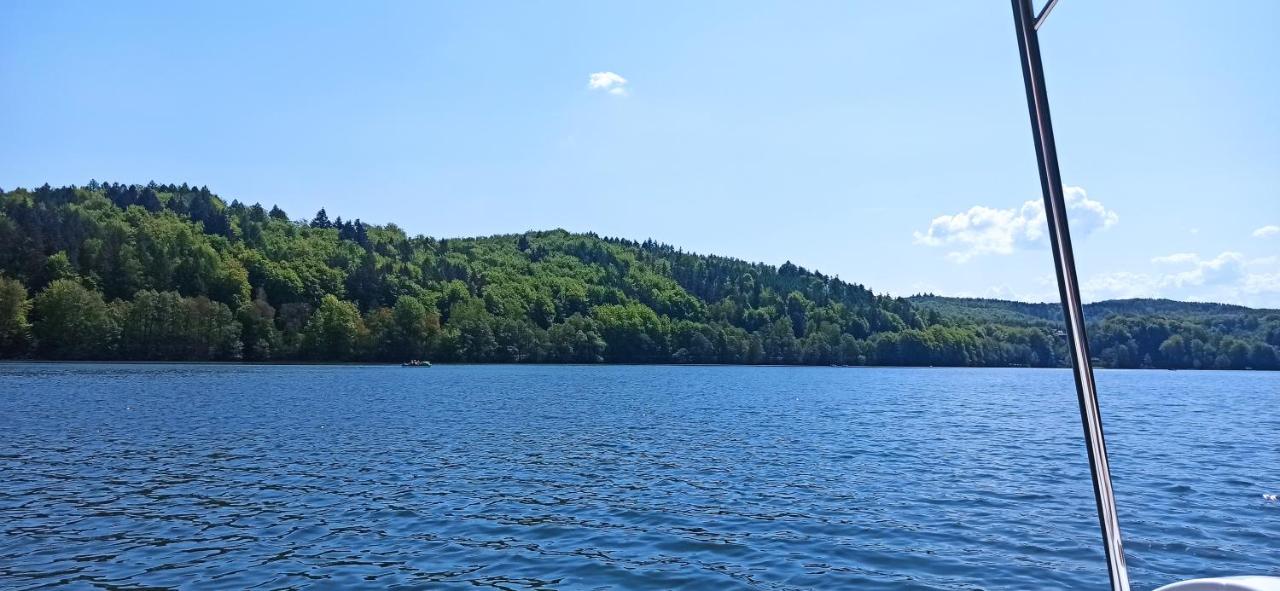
[0,364,1276,590]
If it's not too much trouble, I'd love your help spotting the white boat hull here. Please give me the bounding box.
[1155,577,1280,591]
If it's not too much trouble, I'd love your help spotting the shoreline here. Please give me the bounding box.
[0,360,1273,372]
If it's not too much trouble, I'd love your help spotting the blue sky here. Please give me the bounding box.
[2,1,1277,306]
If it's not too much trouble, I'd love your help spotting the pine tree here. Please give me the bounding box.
[310,208,332,229]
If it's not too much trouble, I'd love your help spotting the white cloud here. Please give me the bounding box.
[588,71,628,96]
[1151,253,1199,265]
[914,186,1118,262]
[1082,251,1280,307]
[1244,271,1280,296]
[1252,225,1279,238]
[1082,271,1159,301]
[979,276,1060,302]
[1165,252,1246,289]
[917,274,1059,302]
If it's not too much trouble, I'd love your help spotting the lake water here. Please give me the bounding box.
[0,364,1276,590]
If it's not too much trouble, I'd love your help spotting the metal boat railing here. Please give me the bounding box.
[1009,1,1129,588]
[1009,3,1280,590]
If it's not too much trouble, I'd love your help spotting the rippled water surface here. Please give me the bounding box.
[1,364,1277,590]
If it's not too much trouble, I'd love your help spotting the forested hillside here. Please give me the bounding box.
[0,182,1277,369]
[911,296,1280,370]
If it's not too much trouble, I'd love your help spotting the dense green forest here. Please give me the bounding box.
[910,296,1279,370]
[0,182,1276,369]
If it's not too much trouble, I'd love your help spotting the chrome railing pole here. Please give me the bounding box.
[1009,1,1130,590]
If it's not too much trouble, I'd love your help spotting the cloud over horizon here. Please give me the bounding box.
[1083,251,1280,307]
[914,186,1118,262]
[1253,224,1279,238]
[588,71,628,96]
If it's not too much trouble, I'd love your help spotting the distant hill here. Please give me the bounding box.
[911,296,1279,369]
[0,182,1276,370]
[909,296,1269,325]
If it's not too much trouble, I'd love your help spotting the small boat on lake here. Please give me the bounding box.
[401,360,431,367]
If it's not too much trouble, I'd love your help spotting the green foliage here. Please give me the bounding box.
[44,252,76,283]
[378,295,440,361]
[0,275,32,357]
[593,303,669,362]
[912,296,1280,370]
[31,279,119,359]
[545,314,606,363]
[302,295,366,360]
[120,290,242,360]
[238,289,282,361]
[1,183,1276,369]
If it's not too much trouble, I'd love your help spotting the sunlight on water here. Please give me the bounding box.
[0,364,1277,590]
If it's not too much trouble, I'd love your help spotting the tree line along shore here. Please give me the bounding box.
[0,182,1276,370]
